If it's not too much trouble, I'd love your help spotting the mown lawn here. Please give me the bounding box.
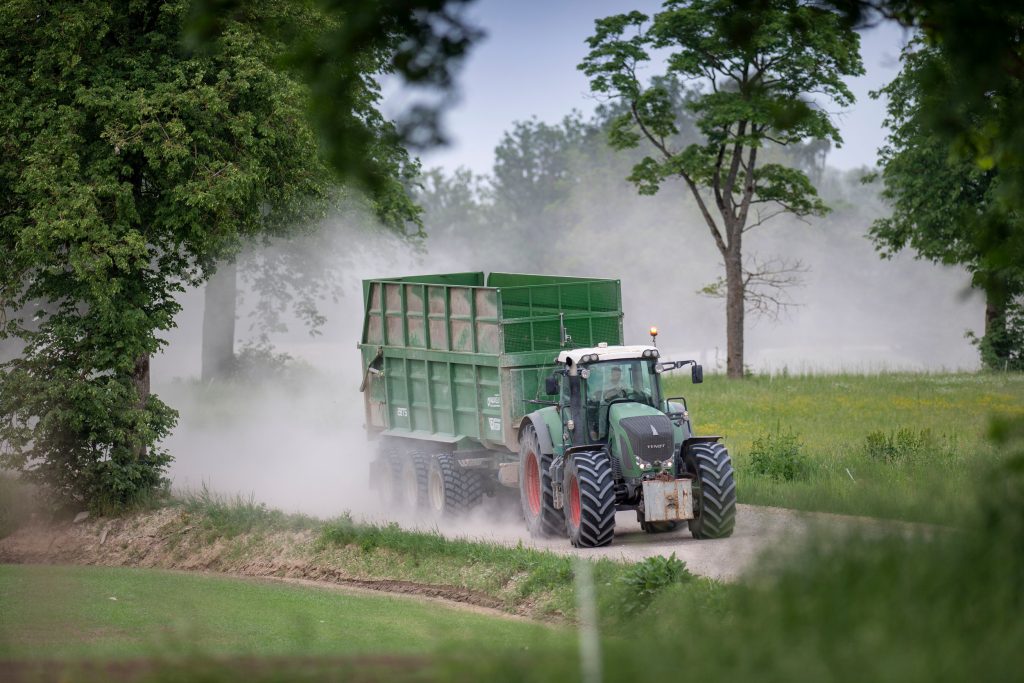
[663,371,1024,523]
[0,564,567,662]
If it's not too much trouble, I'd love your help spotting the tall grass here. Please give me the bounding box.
[664,372,1024,522]
[317,514,724,620]
[179,485,320,539]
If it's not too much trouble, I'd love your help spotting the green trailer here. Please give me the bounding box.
[359,271,736,547]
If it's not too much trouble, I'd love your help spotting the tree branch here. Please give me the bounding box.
[682,175,729,255]
[735,144,759,230]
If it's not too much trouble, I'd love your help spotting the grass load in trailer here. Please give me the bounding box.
[358,272,735,547]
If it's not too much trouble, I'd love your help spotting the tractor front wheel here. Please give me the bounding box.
[683,442,737,539]
[519,424,565,537]
[426,452,484,518]
[563,450,616,548]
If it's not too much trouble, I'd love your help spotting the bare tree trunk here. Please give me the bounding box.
[725,251,745,379]
[984,291,1005,340]
[202,260,237,382]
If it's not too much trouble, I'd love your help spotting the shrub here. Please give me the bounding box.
[863,428,945,464]
[617,553,690,616]
[748,430,811,481]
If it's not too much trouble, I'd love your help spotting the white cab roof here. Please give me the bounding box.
[556,344,659,364]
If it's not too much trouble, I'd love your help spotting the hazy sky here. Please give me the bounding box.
[409,0,912,175]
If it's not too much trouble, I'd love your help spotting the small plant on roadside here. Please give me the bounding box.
[748,430,811,482]
[617,553,690,617]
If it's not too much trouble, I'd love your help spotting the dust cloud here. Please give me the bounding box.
[147,158,984,519]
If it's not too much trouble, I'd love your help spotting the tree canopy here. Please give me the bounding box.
[0,0,472,510]
[579,0,863,377]
[868,39,1023,369]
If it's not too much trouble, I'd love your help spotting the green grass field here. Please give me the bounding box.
[0,564,566,662]
[663,372,1024,523]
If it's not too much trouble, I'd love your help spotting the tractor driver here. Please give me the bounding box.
[603,365,627,400]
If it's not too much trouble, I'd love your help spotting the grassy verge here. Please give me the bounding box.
[664,371,1024,522]
[0,564,567,662]
[88,490,722,624]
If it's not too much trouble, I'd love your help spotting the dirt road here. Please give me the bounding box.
[373,503,922,582]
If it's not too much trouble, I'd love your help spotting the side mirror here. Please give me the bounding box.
[544,375,559,395]
[691,364,703,384]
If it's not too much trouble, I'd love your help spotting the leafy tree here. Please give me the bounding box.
[492,115,591,226]
[868,40,1024,370]
[0,0,467,510]
[579,0,863,378]
[191,0,477,381]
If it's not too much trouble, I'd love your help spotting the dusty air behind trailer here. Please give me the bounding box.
[358,272,736,547]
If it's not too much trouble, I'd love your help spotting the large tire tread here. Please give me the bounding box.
[565,450,616,548]
[686,442,737,539]
[400,450,429,509]
[519,424,565,537]
[429,452,484,517]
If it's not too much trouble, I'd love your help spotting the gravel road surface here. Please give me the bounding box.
[373,502,914,582]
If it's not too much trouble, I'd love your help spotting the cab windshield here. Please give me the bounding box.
[582,360,660,440]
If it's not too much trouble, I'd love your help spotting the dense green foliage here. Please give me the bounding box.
[0,1,446,511]
[868,40,1024,370]
[579,0,863,377]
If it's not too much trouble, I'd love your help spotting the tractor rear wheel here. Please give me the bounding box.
[426,452,484,517]
[563,450,616,547]
[399,451,428,509]
[683,442,737,539]
[519,424,565,537]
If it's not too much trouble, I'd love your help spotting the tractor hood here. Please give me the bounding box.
[609,402,674,464]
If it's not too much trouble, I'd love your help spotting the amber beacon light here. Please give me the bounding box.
[649,326,658,345]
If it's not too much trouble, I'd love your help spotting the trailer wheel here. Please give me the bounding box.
[399,451,429,509]
[375,451,403,508]
[683,442,737,539]
[426,452,483,517]
[519,424,565,537]
[564,450,616,548]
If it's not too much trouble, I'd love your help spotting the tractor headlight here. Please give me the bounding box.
[580,368,590,379]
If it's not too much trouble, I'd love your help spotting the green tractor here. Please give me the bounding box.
[518,341,736,547]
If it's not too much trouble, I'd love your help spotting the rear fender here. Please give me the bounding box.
[520,410,558,455]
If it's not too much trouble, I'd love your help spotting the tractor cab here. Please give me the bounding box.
[550,343,701,446]
[563,346,662,443]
